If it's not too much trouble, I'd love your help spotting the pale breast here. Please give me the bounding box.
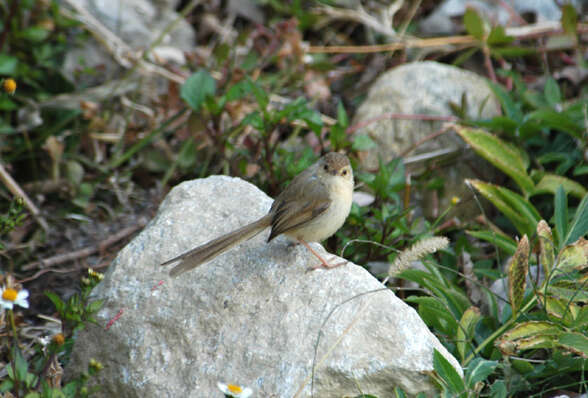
[286,175,353,242]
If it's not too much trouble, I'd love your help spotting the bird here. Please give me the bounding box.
[161,152,354,277]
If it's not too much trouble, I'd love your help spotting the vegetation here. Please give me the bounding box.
[0,1,586,397]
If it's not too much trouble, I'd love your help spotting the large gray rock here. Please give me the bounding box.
[352,61,501,218]
[68,176,462,397]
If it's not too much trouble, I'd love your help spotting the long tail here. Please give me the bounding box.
[163,214,272,277]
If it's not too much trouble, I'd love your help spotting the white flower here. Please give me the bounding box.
[0,286,29,310]
[217,381,253,397]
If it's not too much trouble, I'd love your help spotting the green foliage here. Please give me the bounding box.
[45,270,104,335]
[0,197,26,249]
[2,270,104,397]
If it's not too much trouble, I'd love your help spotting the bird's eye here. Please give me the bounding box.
[342,169,347,176]
[323,164,329,171]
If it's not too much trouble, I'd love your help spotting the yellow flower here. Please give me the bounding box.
[450,196,461,206]
[217,382,253,397]
[53,333,65,346]
[0,286,29,309]
[3,78,16,95]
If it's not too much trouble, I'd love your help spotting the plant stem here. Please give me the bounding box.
[463,295,538,366]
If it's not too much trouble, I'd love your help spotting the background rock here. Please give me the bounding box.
[352,61,501,218]
[62,0,194,86]
[419,0,585,35]
[67,176,462,397]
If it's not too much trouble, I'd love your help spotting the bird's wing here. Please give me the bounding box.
[268,175,331,241]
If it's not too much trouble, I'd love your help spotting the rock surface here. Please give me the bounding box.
[68,176,462,397]
[352,61,501,218]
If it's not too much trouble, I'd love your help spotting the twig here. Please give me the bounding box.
[22,219,147,271]
[308,21,588,54]
[0,161,49,232]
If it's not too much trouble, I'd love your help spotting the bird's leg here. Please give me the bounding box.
[298,239,347,270]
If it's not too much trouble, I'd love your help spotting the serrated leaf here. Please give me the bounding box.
[464,8,486,40]
[467,179,540,237]
[508,235,529,315]
[456,126,534,194]
[457,307,482,361]
[433,349,465,393]
[180,69,216,111]
[533,174,587,199]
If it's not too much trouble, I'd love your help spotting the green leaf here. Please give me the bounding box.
[558,332,588,357]
[457,307,482,361]
[19,26,50,42]
[45,291,65,313]
[490,46,536,58]
[467,180,540,237]
[0,54,18,74]
[433,349,465,393]
[406,296,459,336]
[464,8,486,40]
[337,101,348,127]
[180,69,216,111]
[486,25,513,45]
[544,77,562,108]
[177,138,197,170]
[242,111,264,130]
[487,81,523,122]
[352,134,376,151]
[0,378,14,392]
[526,109,583,139]
[456,126,534,194]
[561,4,578,35]
[490,380,507,398]
[533,174,587,199]
[554,186,568,247]
[547,286,588,303]
[246,77,269,109]
[14,347,28,381]
[563,193,588,246]
[465,357,498,386]
[466,230,517,255]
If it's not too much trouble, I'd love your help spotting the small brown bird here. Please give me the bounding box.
[161,152,354,277]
